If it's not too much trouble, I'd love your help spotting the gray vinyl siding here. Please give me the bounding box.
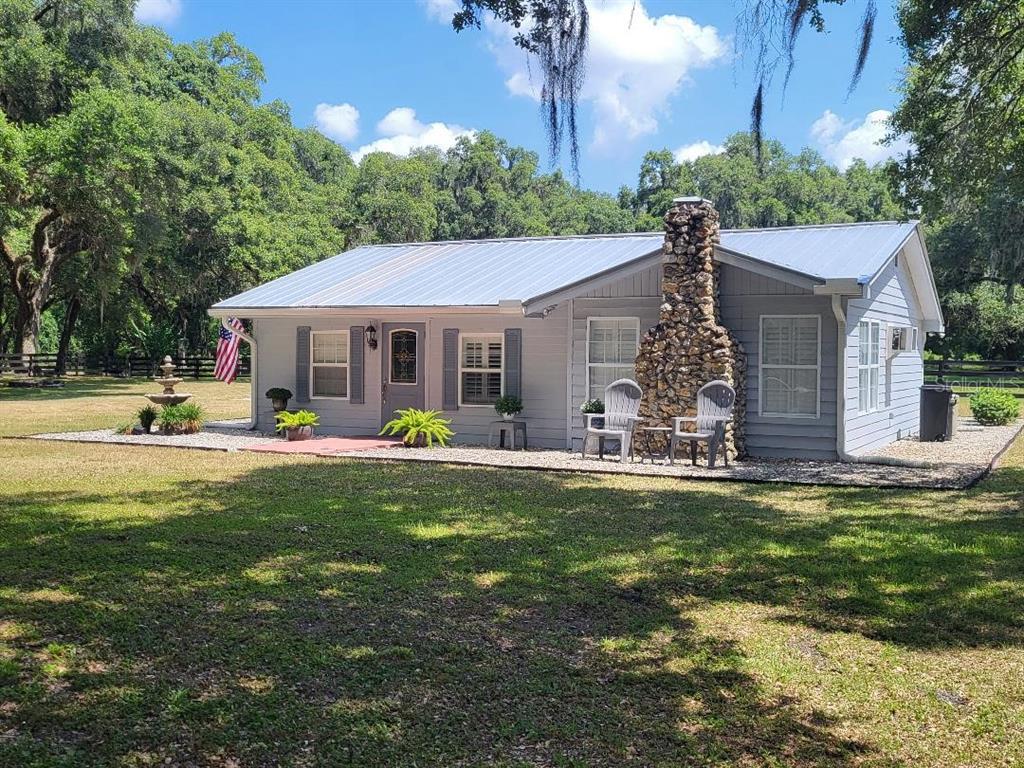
[843,254,925,455]
[253,308,570,449]
[718,264,839,460]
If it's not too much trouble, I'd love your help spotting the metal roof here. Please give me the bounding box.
[212,221,920,310]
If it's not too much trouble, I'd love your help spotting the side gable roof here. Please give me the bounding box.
[210,221,941,330]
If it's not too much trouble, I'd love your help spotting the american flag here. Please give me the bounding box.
[214,317,245,383]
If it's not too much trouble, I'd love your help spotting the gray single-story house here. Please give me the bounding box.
[209,198,943,460]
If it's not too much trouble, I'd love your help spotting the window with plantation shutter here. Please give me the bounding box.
[759,315,820,418]
[460,334,503,405]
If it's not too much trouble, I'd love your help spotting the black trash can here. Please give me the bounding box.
[920,384,958,441]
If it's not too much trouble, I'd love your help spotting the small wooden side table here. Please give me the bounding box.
[488,420,528,450]
[636,426,673,464]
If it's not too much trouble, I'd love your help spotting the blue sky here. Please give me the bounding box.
[136,0,910,194]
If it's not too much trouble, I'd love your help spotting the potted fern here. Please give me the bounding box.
[380,408,454,447]
[275,409,319,441]
[494,394,523,421]
[580,398,604,428]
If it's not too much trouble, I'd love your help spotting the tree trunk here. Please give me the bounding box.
[1007,280,1017,306]
[13,293,44,355]
[55,295,81,375]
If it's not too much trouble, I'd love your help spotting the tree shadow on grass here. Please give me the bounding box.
[2,456,1022,765]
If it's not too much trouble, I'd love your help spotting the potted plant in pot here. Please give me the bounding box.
[494,395,523,421]
[275,409,319,441]
[580,398,605,428]
[265,387,293,413]
[380,408,454,447]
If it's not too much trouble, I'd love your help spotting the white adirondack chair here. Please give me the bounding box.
[669,380,736,468]
[582,378,644,462]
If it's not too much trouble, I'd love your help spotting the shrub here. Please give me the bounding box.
[380,408,454,447]
[579,398,604,414]
[160,402,205,434]
[265,387,293,401]
[970,388,1021,426]
[137,405,159,433]
[494,394,523,417]
[274,409,319,432]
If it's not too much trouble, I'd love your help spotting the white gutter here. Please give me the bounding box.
[829,294,932,468]
[221,317,259,431]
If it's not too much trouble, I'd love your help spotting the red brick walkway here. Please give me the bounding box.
[243,436,402,455]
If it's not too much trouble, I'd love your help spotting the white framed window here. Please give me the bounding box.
[310,330,349,399]
[759,315,821,418]
[460,334,503,406]
[858,320,881,413]
[586,317,640,401]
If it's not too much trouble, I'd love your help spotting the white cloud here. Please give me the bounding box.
[480,0,726,149]
[353,108,475,162]
[134,0,181,25]
[314,103,361,143]
[674,140,724,163]
[810,109,912,171]
[420,0,458,23]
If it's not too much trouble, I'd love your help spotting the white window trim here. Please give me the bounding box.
[310,329,350,401]
[758,314,822,420]
[458,332,504,408]
[857,319,881,415]
[585,316,641,402]
[388,327,419,386]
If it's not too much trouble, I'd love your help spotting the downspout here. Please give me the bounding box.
[830,295,932,468]
[221,316,259,430]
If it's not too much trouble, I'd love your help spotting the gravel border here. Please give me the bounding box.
[27,417,1022,490]
[30,426,277,452]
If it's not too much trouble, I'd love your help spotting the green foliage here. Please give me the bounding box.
[932,283,1024,360]
[579,398,604,414]
[628,134,903,228]
[264,387,292,401]
[970,388,1021,426]
[379,408,454,447]
[494,395,523,417]
[274,409,319,431]
[137,404,159,432]
[159,402,205,433]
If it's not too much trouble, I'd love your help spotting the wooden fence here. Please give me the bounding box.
[0,353,250,380]
[924,359,1024,390]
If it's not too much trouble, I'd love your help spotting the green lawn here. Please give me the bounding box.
[1,382,1023,766]
[0,376,250,437]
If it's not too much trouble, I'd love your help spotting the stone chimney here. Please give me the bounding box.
[634,197,746,459]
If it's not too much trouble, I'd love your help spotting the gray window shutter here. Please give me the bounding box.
[504,328,522,398]
[443,328,459,411]
[295,326,311,403]
[349,326,364,404]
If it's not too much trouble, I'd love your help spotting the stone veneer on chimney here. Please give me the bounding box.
[634,197,746,458]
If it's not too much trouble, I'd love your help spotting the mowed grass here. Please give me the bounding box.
[0,376,251,437]
[1,386,1023,766]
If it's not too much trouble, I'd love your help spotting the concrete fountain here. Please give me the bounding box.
[146,356,192,406]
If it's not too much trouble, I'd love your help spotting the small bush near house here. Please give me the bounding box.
[970,388,1021,425]
[380,408,454,447]
[137,405,159,433]
[160,403,205,434]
